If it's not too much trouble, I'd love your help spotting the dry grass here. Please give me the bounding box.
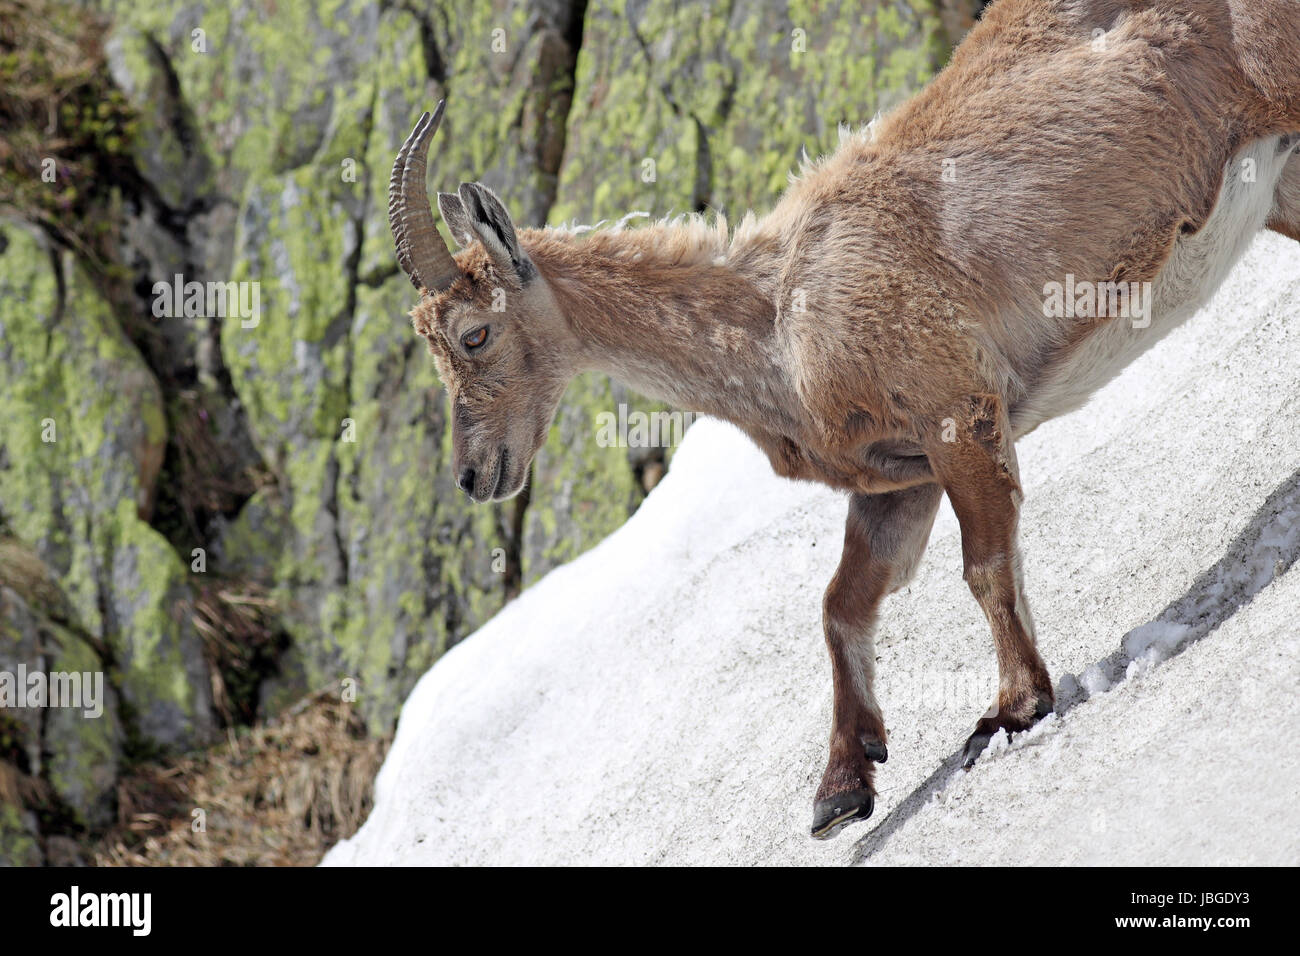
[191,579,286,727]
[0,0,139,264]
[0,758,49,809]
[92,691,390,867]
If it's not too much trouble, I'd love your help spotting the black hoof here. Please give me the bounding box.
[962,729,993,769]
[962,697,1054,769]
[810,789,874,840]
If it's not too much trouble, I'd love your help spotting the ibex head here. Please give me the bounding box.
[389,103,574,502]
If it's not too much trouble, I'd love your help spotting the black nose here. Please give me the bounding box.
[457,467,476,494]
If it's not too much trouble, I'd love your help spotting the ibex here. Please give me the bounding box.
[388,0,1300,839]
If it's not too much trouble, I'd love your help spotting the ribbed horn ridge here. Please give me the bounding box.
[388,101,460,293]
[387,113,423,289]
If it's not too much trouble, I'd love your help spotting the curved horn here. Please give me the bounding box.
[387,114,423,289]
[388,101,461,293]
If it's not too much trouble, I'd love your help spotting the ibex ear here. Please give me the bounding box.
[456,181,536,282]
[436,192,474,248]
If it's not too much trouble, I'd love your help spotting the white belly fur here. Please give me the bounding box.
[1012,136,1292,437]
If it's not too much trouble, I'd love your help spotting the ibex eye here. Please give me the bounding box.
[462,327,488,350]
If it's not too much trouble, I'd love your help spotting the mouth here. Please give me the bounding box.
[464,449,525,504]
[489,450,511,501]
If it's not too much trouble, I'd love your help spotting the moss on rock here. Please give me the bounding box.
[0,224,210,753]
[1,539,123,828]
[0,802,42,866]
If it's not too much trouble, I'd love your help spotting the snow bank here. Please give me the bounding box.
[325,234,1300,866]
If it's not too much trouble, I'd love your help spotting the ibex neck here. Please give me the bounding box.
[521,225,792,427]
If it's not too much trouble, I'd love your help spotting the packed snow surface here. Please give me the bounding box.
[326,234,1300,866]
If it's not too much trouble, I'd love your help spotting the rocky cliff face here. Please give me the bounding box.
[0,0,982,862]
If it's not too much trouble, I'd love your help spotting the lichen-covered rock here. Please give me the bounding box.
[93,0,656,729]
[553,0,950,224]
[0,585,47,792]
[1,541,123,829]
[0,803,43,867]
[0,224,211,752]
[41,618,122,827]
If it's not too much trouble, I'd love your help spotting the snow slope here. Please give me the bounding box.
[325,234,1300,866]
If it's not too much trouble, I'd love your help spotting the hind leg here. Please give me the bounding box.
[812,482,943,839]
[1267,144,1300,243]
[925,395,1055,768]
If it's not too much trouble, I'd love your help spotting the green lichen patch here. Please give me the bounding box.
[0,225,210,753]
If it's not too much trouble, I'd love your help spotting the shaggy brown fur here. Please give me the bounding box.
[401,0,1300,838]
